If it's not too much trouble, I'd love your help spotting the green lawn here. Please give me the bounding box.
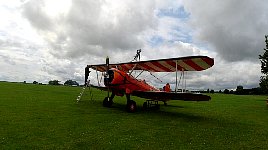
[1,81,268,149]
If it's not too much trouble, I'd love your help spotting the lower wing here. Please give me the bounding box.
[89,85,210,101]
[132,91,211,101]
[90,84,110,91]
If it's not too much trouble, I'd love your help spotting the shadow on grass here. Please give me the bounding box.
[161,104,185,108]
[77,99,213,123]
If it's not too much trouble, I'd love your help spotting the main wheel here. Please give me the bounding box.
[103,97,113,107]
[126,100,137,113]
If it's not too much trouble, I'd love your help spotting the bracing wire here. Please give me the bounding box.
[149,72,162,83]
[159,72,172,78]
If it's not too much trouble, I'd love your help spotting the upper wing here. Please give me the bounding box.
[88,56,214,72]
[132,91,211,101]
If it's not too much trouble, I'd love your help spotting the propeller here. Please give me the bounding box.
[84,66,91,86]
[105,57,110,98]
[102,56,115,107]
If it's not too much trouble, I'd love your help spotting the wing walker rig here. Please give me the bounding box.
[78,49,214,112]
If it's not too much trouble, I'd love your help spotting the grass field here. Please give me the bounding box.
[1,81,268,149]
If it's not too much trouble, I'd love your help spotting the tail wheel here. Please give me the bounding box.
[103,97,113,107]
[126,100,137,113]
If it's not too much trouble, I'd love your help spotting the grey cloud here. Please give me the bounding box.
[22,0,156,59]
[0,54,16,65]
[0,37,24,49]
[184,0,268,62]
[22,0,53,31]
[40,57,86,83]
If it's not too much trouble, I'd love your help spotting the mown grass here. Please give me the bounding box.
[0,81,268,149]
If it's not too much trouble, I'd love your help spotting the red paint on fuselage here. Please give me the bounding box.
[108,68,159,95]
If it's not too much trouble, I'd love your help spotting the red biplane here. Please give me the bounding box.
[84,50,214,112]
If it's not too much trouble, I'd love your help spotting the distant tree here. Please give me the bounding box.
[23,81,26,84]
[73,81,79,86]
[259,35,268,74]
[33,81,38,84]
[236,85,244,95]
[48,80,60,85]
[210,89,214,94]
[207,89,210,93]
[224,89,229,94]
[251,87,262,95]
[230,90,234,94]
[219,90,222,93]
[64,80,79,86]
[259,35,268,93]
[259,76,268,93]
[64,80,72,85]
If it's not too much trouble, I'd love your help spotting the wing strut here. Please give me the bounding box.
[175,60,178,93]
[175,63,186,93]
[129,64,138,75]
[184,71,187,93]
[182,68,185,93]
[96,70,100,86]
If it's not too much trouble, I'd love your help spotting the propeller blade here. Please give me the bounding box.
[105,56,110,98]
[85,66,91,85]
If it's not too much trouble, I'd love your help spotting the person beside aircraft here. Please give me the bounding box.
[165,83,171,92]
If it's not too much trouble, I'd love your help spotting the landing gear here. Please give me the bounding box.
[125,94,137,112]
[103,92,115,107]
[142,100,160,110]
[126,100,137,113]
[164,102,167,106]
[103,97,113,107]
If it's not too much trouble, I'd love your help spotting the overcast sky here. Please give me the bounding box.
[0,0,267,90]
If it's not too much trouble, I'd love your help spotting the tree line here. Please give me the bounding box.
[30,80,79,86]
[199,86,262,95]
[48,80,79,86]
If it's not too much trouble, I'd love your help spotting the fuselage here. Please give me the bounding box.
[104,68,159,96]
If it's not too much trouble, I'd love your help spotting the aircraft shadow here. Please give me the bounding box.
[79,99,212,123]
[161,105,185,108]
